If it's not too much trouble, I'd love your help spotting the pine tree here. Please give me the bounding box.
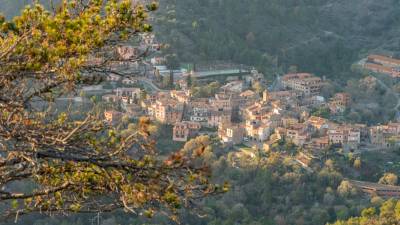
[0,1,222,221]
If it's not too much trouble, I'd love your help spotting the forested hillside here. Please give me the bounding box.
[156,0,400,79]
[4,0,400,79]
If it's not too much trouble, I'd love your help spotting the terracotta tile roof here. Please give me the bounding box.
[365,63,394,73]
[282,73,313,81]
[240,90,257,97]
[368,54,400,66]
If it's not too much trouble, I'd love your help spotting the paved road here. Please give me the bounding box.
[192,69,249,78]
[136,78,167,93]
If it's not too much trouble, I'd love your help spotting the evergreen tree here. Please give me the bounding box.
[0,1,221,221]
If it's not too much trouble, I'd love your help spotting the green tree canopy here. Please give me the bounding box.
[0,0,222,222]
[330,199,400,225]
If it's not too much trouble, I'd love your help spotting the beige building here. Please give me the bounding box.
[170,90,191,103]
[245,120,272,142]
[208,108,232,127]
[242,102,277,121]
[306,116,329,133]
[264,90,299,102]
[210,92,236,110]
[218,123,245,146]
[173,121,201,142]
[329,93,351,113]
[282,73,322,96]
[149,100,184,125]
[308,136,329,150]
[115,88,141,100]
[238,90,259,107]
[369,124,400,148]
[281,116,299,128]
[102,94,120,103]
[328,126,361,149]
[286,123,310,146]
[188,99,211,124]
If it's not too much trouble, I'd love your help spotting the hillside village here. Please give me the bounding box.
[99,67,400,153]
[76,37,398,154]
[59,31,400,197]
